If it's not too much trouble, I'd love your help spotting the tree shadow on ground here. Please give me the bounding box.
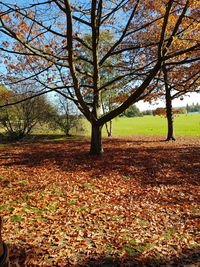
[7,244,200,266]
[0,134,82,144]
[76,246,200,266]
[1,137,199,187]
[1,136,200,266]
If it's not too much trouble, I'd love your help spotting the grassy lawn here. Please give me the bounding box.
[0,114,199,140]
[99,113,200,137]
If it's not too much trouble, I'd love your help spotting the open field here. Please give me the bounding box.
[0,113,199,138]
[81,113,200,137]
[100,113,200,137]
[0,136,199,266]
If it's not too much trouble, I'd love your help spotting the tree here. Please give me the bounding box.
[121,104,142,117]
[157,61,199,140]
[135,0,200,141]
[161,54,199,140]
[0,0,199,154]
[50,94,84,136]
[0,84,55,140]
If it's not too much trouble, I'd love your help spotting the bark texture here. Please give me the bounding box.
[105,121,112,137]
[163,65,176,141]
[90,124,103,155]
[166,91,176,141]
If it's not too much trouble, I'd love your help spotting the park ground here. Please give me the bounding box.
[30,113,200,137]
[0,134,199,266]
[109,113,200,137]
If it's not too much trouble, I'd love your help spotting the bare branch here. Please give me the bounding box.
[99,0,140,66]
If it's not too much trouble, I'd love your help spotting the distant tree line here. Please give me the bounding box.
[119,104,200,118]
[142,103,200,117]
[186,103,200,113]
[119,102,200,118]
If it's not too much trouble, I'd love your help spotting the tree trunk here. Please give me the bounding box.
[105,120,112,137]
[90,124,103,155]
[65,128,70,136]
[165,91,175,141]
[163,64,175,141]
[108,120,112,137]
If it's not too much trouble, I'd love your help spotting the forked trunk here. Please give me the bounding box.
[90,124,103,155]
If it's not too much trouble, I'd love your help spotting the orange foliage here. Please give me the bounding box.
[153,107,183,116]
[0,90,14,101]
[110,93,129,104]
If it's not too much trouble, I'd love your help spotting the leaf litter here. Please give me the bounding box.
[0,136,199,266]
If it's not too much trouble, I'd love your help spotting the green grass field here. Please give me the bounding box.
[84,113,200,137]
[1,113,199,139]
[35,113,200,137]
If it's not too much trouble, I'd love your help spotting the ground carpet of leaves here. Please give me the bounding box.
[0,136,199,266]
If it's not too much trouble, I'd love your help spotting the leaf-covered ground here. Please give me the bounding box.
[0,136,199,266]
